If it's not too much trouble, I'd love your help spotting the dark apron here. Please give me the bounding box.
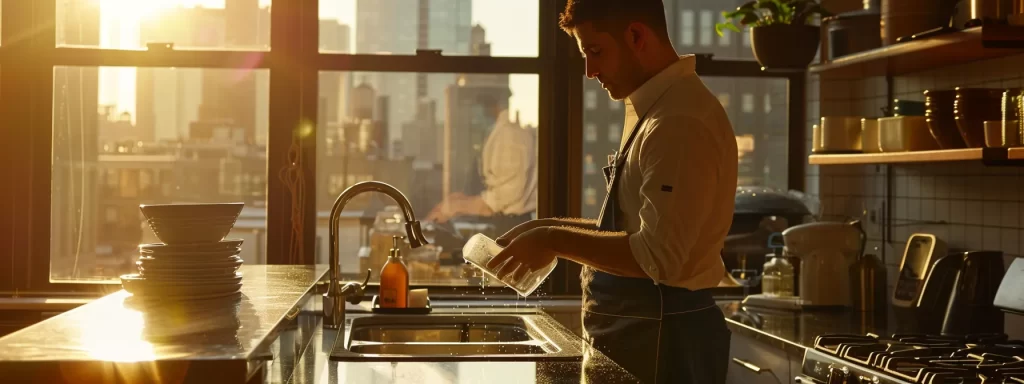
[583,112,731,384]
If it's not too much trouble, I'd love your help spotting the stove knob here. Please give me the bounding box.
[826,365,850,384]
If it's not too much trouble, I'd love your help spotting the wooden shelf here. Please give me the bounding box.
[809,26,1024,79]
[810,147,1024,165]
[809,149,982,164]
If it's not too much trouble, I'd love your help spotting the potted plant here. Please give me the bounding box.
[715,0,832,69]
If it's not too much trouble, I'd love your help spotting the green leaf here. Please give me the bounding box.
[740,12,760,25]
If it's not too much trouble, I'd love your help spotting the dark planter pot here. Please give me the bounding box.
[750,24,821,69]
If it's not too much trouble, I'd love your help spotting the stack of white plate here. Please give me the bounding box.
[121,239,245,301]
[121,202,246,302]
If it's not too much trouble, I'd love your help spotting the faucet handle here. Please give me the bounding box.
[359,268,371,286]
[340,269,372,305]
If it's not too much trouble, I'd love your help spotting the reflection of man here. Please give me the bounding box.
[426,96,537,235]
[487,1,736,383]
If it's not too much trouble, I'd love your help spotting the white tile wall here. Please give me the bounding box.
[807,53,1024,338]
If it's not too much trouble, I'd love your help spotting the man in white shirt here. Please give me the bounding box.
[425,96,537,236]
[488,1,737,382]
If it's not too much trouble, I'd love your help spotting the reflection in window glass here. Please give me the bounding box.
[585,123,597,142]
[318,71,539,286]
[699,10,713,46]
[52,67,269,282]
[742,93,754,113]
[608,123,621,143]
[718,93,730,109]
[764,93,772,114]
[585,90,597,110]
[318,0,538,57]
[743,31,751,47]
[679,10,694,46]
[580,76,789,218]
[584,187,598,207]
[584,155,596,175]
[56,0,271,50]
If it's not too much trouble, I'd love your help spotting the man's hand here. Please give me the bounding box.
[495,219,553,247]
[487,227,558,282]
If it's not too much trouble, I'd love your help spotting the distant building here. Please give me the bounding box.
[355,0,472,157]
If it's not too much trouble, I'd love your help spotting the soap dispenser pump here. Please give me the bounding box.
[379,235,409,308]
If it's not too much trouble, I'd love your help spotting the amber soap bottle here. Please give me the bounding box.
[379,236,409,308]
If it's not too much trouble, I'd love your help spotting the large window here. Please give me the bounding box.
[56,0,272,50]
[316,70,538,286]
[318,0,538,57]
[51,66,269,282]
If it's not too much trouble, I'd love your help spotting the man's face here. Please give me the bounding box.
[573,22,646,101]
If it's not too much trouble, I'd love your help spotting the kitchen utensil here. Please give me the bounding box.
[861,118,881,153]
[823,10,882,60]
[925,89,967,148]
[955,87,1006,147]
[1002,89,1022,146]
[811,124,821,152]
[463,234,556,297]
[815,116,863,153]
[892,233,955,333]
[879,116,941,151]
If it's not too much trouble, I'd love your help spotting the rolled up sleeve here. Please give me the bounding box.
[627,115,720,284]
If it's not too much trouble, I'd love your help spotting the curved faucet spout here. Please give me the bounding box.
[323,181,428,328]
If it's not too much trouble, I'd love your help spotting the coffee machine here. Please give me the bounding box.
[742,220,864,310]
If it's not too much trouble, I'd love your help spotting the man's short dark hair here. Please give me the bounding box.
[559,0,670,41]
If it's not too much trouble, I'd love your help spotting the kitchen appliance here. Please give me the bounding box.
[892,233,1007,335]
[795,255,1019,384]
[743,221,863,309]
[723,187,815,283]
[823,10,882,61]
[942,250,1006,335]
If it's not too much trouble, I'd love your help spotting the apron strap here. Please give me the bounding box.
[596,111,650,231]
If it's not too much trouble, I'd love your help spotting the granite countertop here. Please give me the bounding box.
[0,265,328,384]
[719,300,904,356]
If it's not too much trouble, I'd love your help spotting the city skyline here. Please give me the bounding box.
[96,0,540,128]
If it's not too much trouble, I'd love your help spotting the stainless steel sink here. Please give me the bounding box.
[330,312,583,362]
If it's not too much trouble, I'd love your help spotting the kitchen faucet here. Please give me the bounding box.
[322,181,429,329]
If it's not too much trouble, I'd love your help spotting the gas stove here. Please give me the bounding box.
[797,333,1024,383]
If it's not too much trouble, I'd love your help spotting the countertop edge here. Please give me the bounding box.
[723,317,808,357]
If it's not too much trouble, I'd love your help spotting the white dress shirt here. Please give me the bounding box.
[616,55,737,289]
[480,110,538,216]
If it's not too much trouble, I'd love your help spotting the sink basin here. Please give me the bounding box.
[347,316,533,343]
[330,313,583,362]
